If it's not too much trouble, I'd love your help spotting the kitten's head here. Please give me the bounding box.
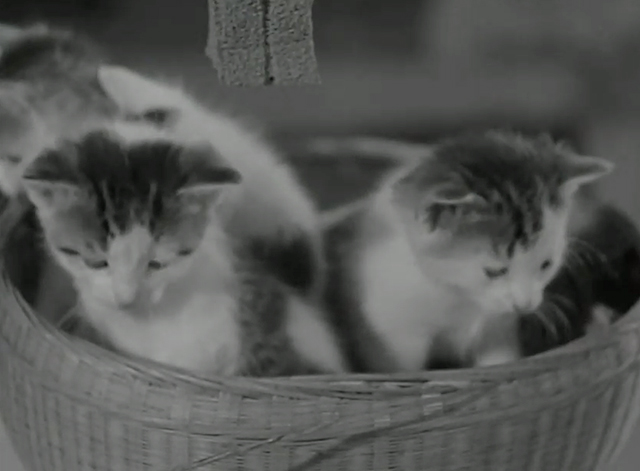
[390,131,613,316]
[0,23,105,81]
[0,23,117,133]
[22,124,242,311]
[0,83,54,195]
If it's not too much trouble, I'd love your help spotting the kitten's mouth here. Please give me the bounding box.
[114,288,164,313]
[510,302,542,316]
[151,288,164,304]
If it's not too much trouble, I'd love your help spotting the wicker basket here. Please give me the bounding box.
[1,153,640,471]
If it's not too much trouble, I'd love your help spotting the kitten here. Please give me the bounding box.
[0,83,55,196]
[0,23,120,198]
[21,122,346,376]
[95,66,324,296]
[0,24,119,325]
[306,134,640,362]
[322,130,613,372]
[0,22,115,128]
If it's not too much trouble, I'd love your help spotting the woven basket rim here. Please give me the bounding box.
[3,269,638,453]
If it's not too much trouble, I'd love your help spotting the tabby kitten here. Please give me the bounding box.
[0,22,118,197]
[95,66,324,296]
[322,130,613,372]
[22,122,346,376]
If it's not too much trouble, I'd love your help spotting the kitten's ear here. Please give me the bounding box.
[176,143,242,205]
[97,65,178,115]
[394,162,484,209]
[562,155,614,194]
[22,148,83,213]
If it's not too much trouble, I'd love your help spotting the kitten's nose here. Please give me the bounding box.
[513,301,538,313]
[510,287,543,313]
[512,296,542,313]
[113,284,138,308]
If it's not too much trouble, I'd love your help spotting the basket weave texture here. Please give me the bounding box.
[1,156,640,471]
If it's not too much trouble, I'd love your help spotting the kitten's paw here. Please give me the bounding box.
[475,349,520,367]
[586,304,617,336]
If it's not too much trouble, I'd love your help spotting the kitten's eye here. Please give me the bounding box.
[484,267,509,279]
[540,259,552,271]
[177,249,194,257]
[58,247,80,256]
[85,260,108,269]
[148,260,167,271]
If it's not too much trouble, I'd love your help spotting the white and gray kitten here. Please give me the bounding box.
[301,133,640,361]
[22,121,346,377]
[322,130,613,372]
[95,66,324,297]
[0,24,324,301]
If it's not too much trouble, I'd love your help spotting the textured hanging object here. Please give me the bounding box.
[206,0,321,86]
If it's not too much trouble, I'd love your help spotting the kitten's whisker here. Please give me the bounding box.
[564,245,610,278]
[566,245,597,267]
[547,300,573,340]
[563,251,591,273]
[547,292,573,307]
[55,308,78,330]
[567,241,618,279]
[568,238,608,264]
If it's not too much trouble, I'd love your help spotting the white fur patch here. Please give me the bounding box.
[358,231,466,372]
[585,304,616,337]
[285,296,347,373]
[82,291,241,374]
[73,226,244,375]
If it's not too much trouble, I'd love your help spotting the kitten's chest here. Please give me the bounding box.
[358,236,476,371]
[84,292,242,375]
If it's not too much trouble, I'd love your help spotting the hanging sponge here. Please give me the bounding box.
[206,0,321,86]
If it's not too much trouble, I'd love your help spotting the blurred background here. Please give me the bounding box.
[1,0,640,469]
